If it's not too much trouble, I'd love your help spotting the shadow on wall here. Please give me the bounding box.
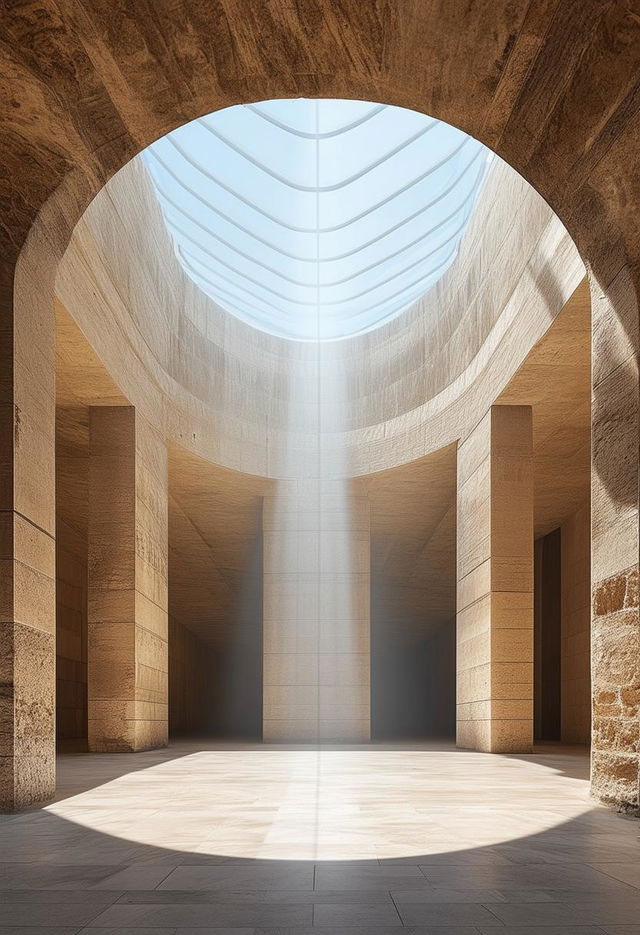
[588,266,638,513]
[211,533,264,740]
[169,532,264,742]
[372,618,456,740]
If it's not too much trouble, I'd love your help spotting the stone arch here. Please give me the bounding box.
[2,1,639,809]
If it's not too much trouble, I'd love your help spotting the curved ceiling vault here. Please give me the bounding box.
[142,99,491,340]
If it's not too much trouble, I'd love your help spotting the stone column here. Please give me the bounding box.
[0,257,56,810]
[87,407,168,752]
[263,480,370,742]
[456,405,534,753]
[591,270,640,810]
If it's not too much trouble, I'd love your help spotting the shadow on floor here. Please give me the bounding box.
[0,740,637,934]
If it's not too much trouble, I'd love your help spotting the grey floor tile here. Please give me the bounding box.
[174,930,254,935]
[477,928,608,934]
[0,904,107,926]
[0,892,119,907]
[489,901,640,926]
[88,902,313,927]
[81,928,253,935]
[0,863,131,890]
[90,866,177,889]
[312,900,402,924]
[252,928,481,935]
[116,890,394,905]
[590,864,640,889]
[395,901,503,925]
[390,886,509,903]
[79,929,182,935]
[0,929,83,935]
[314,865,425,890]
[157,865,315,892]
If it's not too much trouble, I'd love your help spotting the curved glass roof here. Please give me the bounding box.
[141,99,491,340]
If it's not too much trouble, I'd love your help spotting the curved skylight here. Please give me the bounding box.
[141,99,491,340]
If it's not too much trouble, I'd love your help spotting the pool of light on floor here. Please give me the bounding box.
[45,746,594,861]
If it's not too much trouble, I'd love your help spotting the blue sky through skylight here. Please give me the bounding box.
[141,99,491,340]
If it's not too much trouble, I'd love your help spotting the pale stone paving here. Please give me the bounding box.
[0,741,638,933]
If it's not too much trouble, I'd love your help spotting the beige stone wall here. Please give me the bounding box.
[561,503,591,745]
[591,271,640,808]
[54,157,584,481]
[88,407,169,752]
[0,228,57,810]
[457,406,534,753]
[263,484,370,742]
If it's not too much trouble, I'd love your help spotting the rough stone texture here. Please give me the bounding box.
[0,622,55,810]
[0,232,56,810]
[457,405,534,753]
[591,567,640,809]
[591,267,640,811]
[88,407,168,752]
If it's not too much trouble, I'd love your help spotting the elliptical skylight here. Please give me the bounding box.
[142,99,491,340]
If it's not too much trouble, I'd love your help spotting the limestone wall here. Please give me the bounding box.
[55,155,585,481]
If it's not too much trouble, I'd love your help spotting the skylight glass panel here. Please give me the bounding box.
[141,99,492,340]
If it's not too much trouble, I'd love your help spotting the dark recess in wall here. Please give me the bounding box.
[169,532,263,740]
[534,527,562,741]
[371,588,456,740]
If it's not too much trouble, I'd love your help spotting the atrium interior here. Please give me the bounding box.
[1,4,639,933]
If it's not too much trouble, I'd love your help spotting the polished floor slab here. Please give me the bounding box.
[0,741,638,933]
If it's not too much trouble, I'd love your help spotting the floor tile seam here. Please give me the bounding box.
[387,887,407,926]
[478,897,516,926]
[583,863,640,890]
[71,888,125,931]
[145,862,179,893]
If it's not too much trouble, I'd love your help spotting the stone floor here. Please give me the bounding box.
[0,740,638,933]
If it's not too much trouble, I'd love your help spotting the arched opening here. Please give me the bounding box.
[49,96,592,758]
[3,7,640,932]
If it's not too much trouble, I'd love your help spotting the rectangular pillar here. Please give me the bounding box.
[263,480,370,742]
[456,405,533,753]
[591,270,640,809]
[88,407,168,752]
[0,257,56,810]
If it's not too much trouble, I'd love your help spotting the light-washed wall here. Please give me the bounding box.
[55,156,585,481]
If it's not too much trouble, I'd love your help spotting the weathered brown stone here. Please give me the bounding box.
[593,689,622,718]
[593,715,639,753]
[0,623,55,810]
[624,568,639,608]
[621,686,640,717]
[592,625,640,686]
[593,574,628,616]
[591,751,640,811]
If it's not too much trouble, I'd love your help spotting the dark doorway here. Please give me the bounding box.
[534,527,562,741]
[371,601,456,740]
